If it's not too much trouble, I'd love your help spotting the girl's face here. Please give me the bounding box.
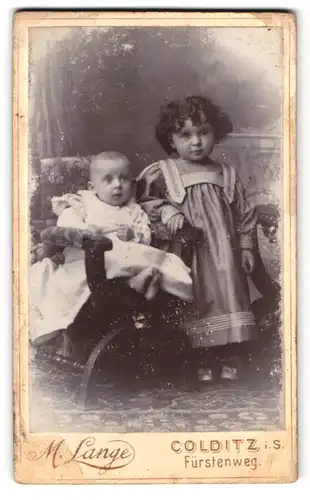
[171,118,215,162]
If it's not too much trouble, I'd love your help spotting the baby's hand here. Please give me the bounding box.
[241,249,255,275]
[116,225,135,241]
[166,213,185,235]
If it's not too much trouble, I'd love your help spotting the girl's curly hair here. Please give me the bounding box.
[155,95,233,154]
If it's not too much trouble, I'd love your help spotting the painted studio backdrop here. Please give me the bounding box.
[29,26,282,282]
[28,26,285,433]
[29,27,281,161]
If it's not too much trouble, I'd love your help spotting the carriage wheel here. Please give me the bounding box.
[78,328,124,409]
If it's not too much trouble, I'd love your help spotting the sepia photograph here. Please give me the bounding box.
[13,11,296,483]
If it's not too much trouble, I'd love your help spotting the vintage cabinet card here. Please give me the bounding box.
[13,11,297,483]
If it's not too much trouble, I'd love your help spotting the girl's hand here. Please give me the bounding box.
[241,249,255,275]
[117,225,135,241]
[166,213,185,235]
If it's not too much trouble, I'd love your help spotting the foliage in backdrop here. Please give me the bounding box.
[29,27,282,170]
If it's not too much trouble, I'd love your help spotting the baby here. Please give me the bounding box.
[55,151,152,244]
[30,151,193,343]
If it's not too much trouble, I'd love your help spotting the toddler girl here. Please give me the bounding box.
[137,96,258,381]
[30,151,193,344]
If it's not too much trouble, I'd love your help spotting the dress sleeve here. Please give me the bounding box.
[233,174,258,250]
[136,163,182,223]
[57,206,88,230]
[130,205,152,245]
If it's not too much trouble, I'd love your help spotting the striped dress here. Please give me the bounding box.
[137,158,258,348]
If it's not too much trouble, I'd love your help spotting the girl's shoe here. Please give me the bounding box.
[220,365,238,380]
[197,368,213,381]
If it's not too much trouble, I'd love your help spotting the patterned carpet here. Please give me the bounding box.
[30,354,283,433]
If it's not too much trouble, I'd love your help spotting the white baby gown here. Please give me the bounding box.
[30,190,193,342]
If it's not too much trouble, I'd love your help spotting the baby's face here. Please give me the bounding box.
[89,158,133,206]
